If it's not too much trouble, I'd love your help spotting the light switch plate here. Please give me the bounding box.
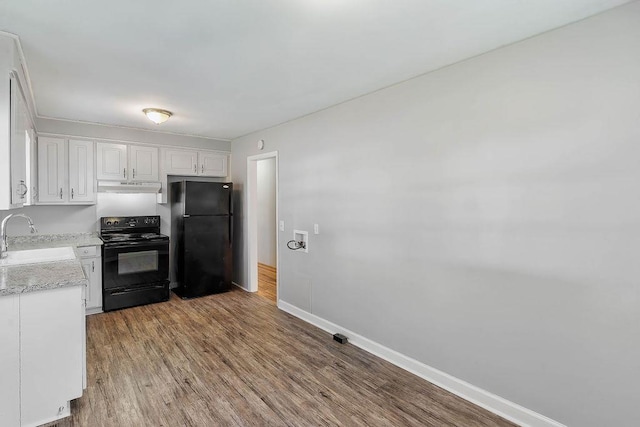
[279,221,285,231]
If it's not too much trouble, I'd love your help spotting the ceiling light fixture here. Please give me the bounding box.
[143,108,172,124]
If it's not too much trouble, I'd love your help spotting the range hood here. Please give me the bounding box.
[97,181,161,193]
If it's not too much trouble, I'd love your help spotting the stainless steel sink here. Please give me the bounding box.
[0,247,76,267]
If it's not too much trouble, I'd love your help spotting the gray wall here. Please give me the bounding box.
[257,158,277,267]
[230,3,640,426]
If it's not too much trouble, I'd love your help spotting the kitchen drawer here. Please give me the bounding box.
[77,246,98,257]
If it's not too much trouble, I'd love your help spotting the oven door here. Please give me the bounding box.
[103,240,169,290]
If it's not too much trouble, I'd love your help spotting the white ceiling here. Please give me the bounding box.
[0,0,632,140]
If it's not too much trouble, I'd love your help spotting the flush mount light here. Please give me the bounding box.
[143,108,172,124]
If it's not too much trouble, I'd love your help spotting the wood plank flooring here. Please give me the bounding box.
[63,289,515,426]
[257,262,277,303]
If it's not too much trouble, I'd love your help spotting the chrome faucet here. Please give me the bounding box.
[1,214,37,259]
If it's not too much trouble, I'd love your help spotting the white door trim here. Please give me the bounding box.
[246,151,279,295]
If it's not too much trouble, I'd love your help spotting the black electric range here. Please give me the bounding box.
[100,216,170,311]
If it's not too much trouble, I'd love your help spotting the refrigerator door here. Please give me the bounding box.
[181,215,232,297]
[184,181,232,216]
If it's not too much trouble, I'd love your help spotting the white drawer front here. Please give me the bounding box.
[77,246,98,257]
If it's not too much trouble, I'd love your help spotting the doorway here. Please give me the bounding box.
[246,152,279,304]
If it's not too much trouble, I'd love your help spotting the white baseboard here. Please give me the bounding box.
[277,301,565,427]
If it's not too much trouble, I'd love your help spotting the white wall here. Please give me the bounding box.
[230,3,640,426]
[0,204,97,235]
[0,193,159,237]
[95,193,158,218]
[257,158,277,267]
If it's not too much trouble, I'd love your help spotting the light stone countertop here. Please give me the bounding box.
[7,232,103,251]
[0,233,102,296]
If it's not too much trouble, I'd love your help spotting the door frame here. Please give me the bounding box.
[246,151,279,300]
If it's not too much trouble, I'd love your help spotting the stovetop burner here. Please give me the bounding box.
[100,232,168,243]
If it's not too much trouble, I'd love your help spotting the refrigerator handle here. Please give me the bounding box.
[229,217,233,248]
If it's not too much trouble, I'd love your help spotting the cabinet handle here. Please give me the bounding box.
[194,164,197,173]
[201,164,204,173]
[60,188,63,199]
[123,168,126,178]
[92,261,94,272]
[133,168,136,179]
[17,181,28,198]
[71,188,74,199]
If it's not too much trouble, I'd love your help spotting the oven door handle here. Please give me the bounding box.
[104,242,168,250]
[110,284,168,296]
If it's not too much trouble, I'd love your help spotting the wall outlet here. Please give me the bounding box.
[279,221,285,231]
[314,223,319,234]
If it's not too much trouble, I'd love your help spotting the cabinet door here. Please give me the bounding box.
[26,129,38,205]
[82,255,103,313]
[199,151,228,177]
[37,136,66,203]
[96,142,127,181]
[80,257,101,390]
[129,145,159,181]
[165,148,198,176]
[10,75,28,206]
[21,286,83,427]
[0,295,20,427]
[68,140,95,203]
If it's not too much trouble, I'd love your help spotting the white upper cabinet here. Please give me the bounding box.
[97,142,158,182]
[37,137,66,203]
[199,151,228,177]
[163,148,228,177]
[164,149,198,176]
[129,145,158,181]
[96,142,127,181]
[68,140,95,203]
[0,38,36,210]
[38,137,95,204]
[158,148,229,203]
[9,74,29,207]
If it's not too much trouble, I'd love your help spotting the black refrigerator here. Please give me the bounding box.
[170,181,233,299]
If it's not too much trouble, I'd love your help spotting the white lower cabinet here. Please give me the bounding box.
[0,286,84,427]
[79,245,102,314]
[0,295,20,427]
[21,286,84,427]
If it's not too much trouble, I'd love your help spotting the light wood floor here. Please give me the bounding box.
[257,262,277,303]
[64,289,515,426]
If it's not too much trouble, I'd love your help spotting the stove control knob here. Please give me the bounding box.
[106,221,111,225]
[114,221,119,225]
[144,218,149,224]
